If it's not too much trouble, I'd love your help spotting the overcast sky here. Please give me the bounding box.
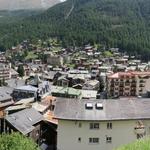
[0,0,62,10]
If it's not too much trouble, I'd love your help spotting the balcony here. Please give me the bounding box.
[125,83,130,86]
[134,126,145,134]
[131,84,136,87]
[139,84,144,88]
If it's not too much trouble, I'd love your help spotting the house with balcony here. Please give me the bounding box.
[0,63,10,80]
[107,72,150,97]
[12,81,51,101]
[54,99,150,150]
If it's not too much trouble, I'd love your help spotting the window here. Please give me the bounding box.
[89,138,99,144]
[78,137,81,142]
[106,136,112,143]
[90,123,99,129]
[79,123,82,128]
[115,92,118,95]
[107,122,112,129]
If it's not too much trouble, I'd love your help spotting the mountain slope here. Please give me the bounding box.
[0,0,150,59]
[0,0,61,10]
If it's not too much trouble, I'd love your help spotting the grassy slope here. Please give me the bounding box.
[116,139,150,150]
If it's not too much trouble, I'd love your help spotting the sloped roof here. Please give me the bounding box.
[54,99,150,121]
[15,85,38,92]
[6,108,43,135]
[0,86,13,108]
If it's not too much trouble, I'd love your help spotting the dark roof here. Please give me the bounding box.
[5,108,43,135]
[54,99,150,121]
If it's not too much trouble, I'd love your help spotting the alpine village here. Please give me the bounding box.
[0,0,150,150]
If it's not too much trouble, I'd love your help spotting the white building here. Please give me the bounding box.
[54,99,150,150]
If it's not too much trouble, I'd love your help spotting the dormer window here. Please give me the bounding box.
[95,103,103,110]
[85,103,93,109]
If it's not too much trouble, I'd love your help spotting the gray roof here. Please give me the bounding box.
[15,85,38,92]
[10,69,19,75]
[0,87,13,102]
[54,99,150,121]
[6,108,43,135]
[43,71,56,80]
[6,79,25,88]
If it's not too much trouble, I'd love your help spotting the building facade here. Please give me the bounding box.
[47,55,63,67]
[57,119,149,150]
[54,99,150,150]
[107,72,150,97]
[0,63,10,80]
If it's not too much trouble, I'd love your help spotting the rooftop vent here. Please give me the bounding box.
[28,117,32,121]
[85,103,93,109]
[95,103,103,110]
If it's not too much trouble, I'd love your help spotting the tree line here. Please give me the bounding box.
[0,0,150,60]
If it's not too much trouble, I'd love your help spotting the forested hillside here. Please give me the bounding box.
[0,0,150,59]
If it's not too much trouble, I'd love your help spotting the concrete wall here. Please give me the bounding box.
[57,119,150,150]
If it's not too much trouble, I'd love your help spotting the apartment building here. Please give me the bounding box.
[107,72,150,97]
[54,99,150,150]
[0,63,10,80]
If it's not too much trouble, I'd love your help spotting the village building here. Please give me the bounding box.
[10,68,19,78]
[47,54,63,67]
[5,108,44,144]
[0,87,14,133]
[12,81,51,101]
[51,86,81,99]
[54,99,150,150]
[0,63,10,80]
[107,72,150,97]
[32,59,42,65]
[83,80,99,90]
[0,53,7,63]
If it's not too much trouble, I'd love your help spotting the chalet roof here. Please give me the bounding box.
[0,87,13,102]
[5,104,29,112]
[81,90,97,99]
[32,102,48,113]
[42,71,56,79]
[15,85,38,92]
[6,79,25,88]
[51,86,81,96]
[54,99,150,121]
[84,80,99,87]
[58,75,68,81]
[10,69,19,75]
[15,97,35,105]
[6,108,43,135]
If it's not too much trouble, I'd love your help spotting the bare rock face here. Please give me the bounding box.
[0,0,62,10]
